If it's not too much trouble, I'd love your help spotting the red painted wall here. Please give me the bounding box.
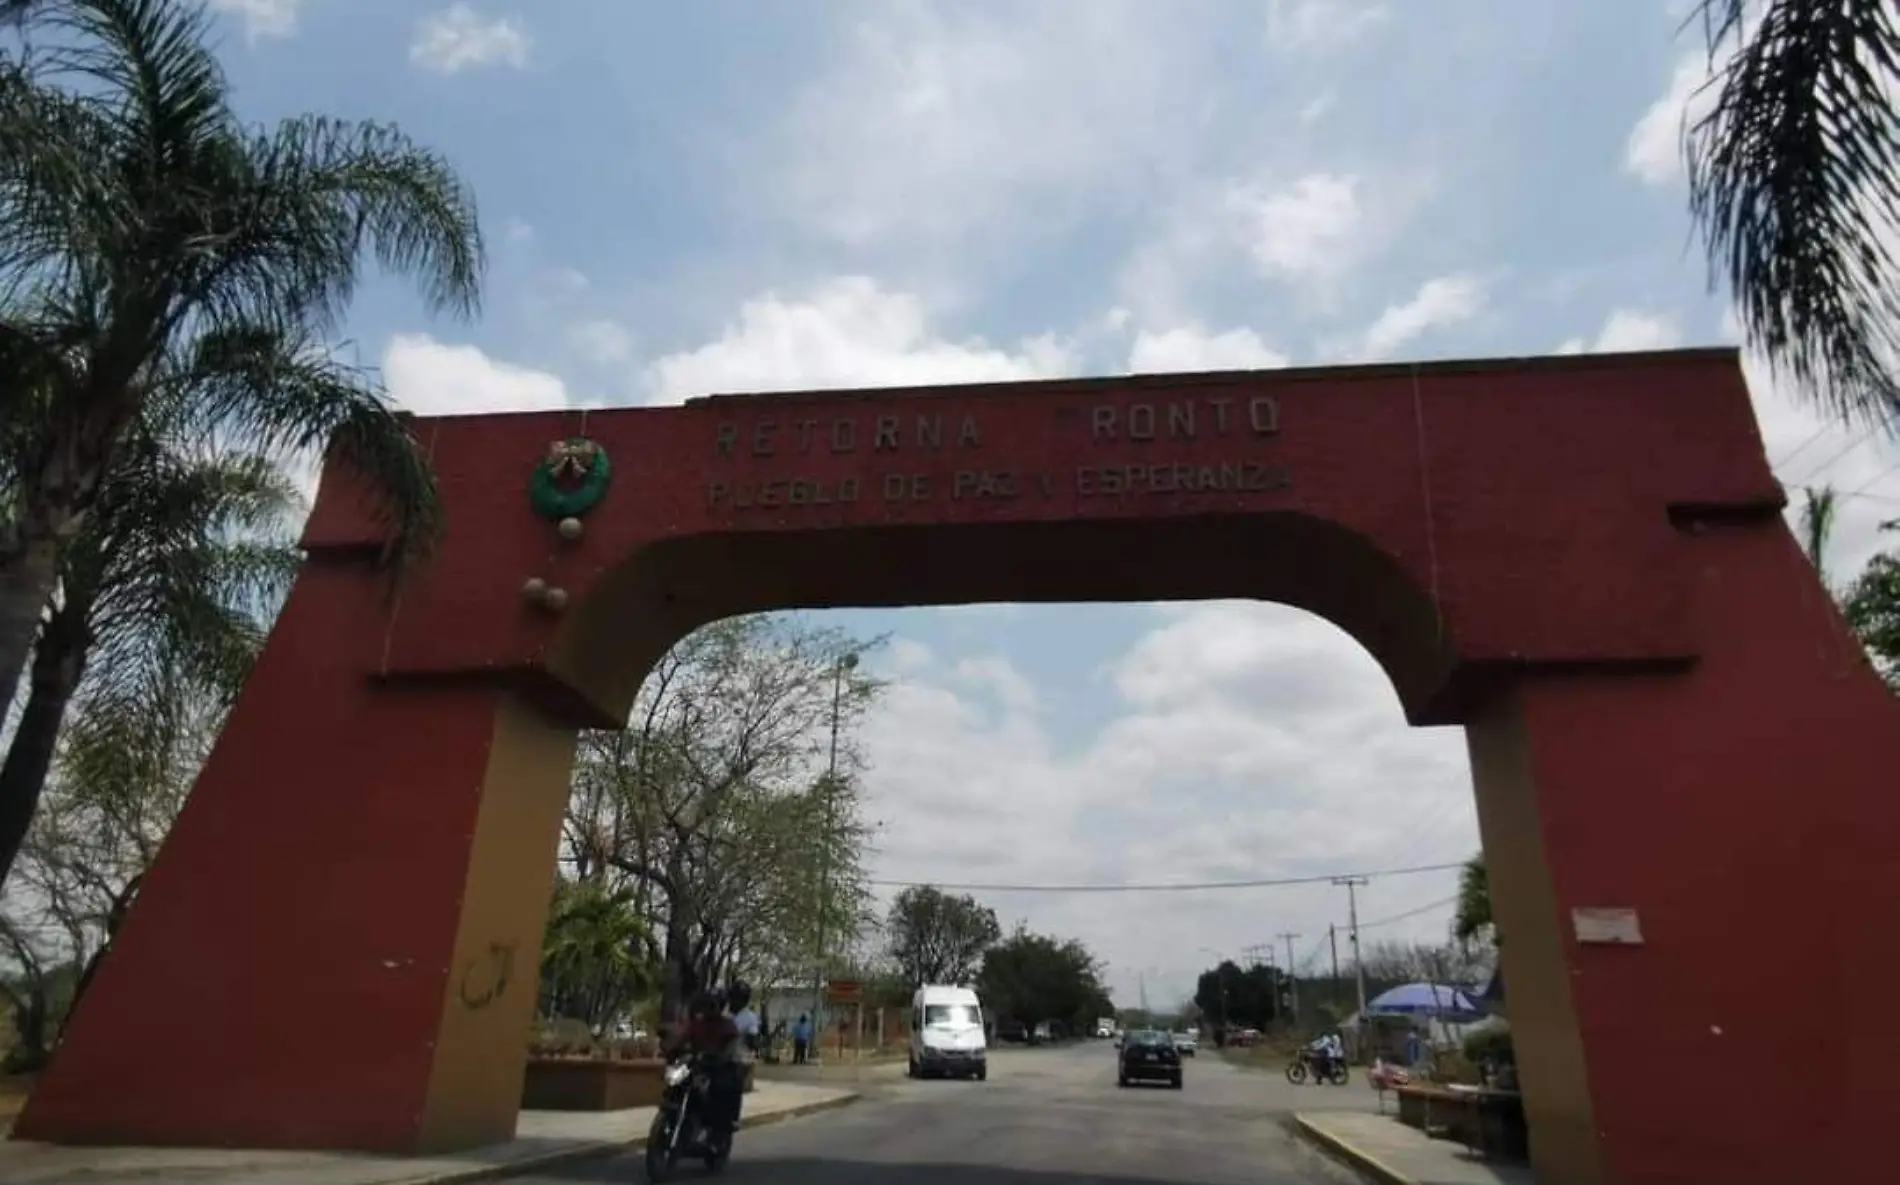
[301,351,1772,688]
[15,350,1899,1185]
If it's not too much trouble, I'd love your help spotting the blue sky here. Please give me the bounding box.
[210,0,1900,1008]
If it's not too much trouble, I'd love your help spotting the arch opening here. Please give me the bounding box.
[548,511,1460,733]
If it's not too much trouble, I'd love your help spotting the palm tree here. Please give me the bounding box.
[1686,1,1900,431]
[0,383,300,891]
[1453,853,1493,949]
[539,877,659,1038]
[0,0,483,721]
[1797,484,1840,584]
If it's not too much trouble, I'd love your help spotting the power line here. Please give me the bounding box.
[1359,894,1460,931]
[1772,423,1835,470]
[866,860,1466,894]
[1844,456,1900,501]
[1789,428,1876,487]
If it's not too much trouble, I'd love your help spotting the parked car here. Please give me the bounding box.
[1117,1029,1183,1089]
[1171,1031,1198,1057]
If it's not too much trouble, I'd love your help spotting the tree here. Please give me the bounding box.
[1192,960,1279,1031]
[885,886,1001,989]
[536,877,658,1039]
[0,642,240,1066]
[977,926,1114,1036]
[562,616,882,1020]
[1685,0,1900,431]
[1357,939,1494,991]
[0,387,300,891]
[0,0,483,775]
[1842,521,1900,690]
[1797,486,1841,585]
[1454,853,1494,949]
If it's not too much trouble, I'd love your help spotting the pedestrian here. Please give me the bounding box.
[792,1013,812,1065]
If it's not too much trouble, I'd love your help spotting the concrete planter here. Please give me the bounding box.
[521,1057,666,1111]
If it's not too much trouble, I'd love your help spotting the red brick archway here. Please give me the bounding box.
[15,350,1898,1185]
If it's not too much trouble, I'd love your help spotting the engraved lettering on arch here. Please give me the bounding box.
[1088,395,1279,442]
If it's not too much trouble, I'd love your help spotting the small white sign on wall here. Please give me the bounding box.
[1572,907,1644,946]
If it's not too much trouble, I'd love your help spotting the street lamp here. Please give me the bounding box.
[810,652,859,1062]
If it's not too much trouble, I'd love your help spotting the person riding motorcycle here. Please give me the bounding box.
[1303,1030,1344,1081]
[665,992,741,1134]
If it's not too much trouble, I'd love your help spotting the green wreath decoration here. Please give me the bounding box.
[529,437,614,520]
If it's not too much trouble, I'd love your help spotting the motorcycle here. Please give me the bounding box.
[644,1054,734,1180]
[1284,1048,1351,1086]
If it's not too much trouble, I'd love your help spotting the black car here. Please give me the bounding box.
[1116,1029,1182,1089]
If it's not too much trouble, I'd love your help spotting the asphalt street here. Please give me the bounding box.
[531,1043,1373,1185]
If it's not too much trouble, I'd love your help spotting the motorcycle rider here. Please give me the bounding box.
[666,992,741,1134]
[1304,1029,1343,1082]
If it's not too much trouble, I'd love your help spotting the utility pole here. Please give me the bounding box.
[1332,876,1369,1019]
[1328,925,1341,1009]
[1277,932,1301,1026]
[810,652,859,1064]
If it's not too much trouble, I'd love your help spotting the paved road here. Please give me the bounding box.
[531,1043,1371,1185]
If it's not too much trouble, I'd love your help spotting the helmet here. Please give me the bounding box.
[689,991,720,1018]
[726,980,752,1011]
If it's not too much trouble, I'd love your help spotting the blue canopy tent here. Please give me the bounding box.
[1365,982,1485,1022]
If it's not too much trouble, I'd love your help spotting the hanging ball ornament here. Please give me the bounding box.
[543,587,570,612]
[557,516,584,542]
[522,577,548,603]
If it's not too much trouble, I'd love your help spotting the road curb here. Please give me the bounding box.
[389,1093,860,1185]
[1290,1115,1414,1185]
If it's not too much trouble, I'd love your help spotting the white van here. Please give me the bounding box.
[909,984,988,1080]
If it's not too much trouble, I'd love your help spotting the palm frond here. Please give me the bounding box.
[1687,0,1900,431]
[26,1,229,152]
[1797,483,1839,581]
[0,66,122,302]
[175,323,440,562]
[239,114,484,323]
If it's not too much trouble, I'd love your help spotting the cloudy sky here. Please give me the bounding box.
[212,0,1899,1009]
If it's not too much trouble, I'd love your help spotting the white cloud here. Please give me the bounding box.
[410,4,532,75]
[1228,174,1364,285]
[1265,0,1392,54]
[747,2,1216,253]
[1624,16,1765,187]
[381,333,569,415]
[1117,166,1433,325]
[567,319,635,366]
[857,602,1478,1005]
[1555,309,1683,355]
[210,0,299,40]
[1127,326,1291,374]
[1297,92,1338,125]
[1624,53,1713,186]
[1358,273,1486,358]
[642,277,1075,403]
